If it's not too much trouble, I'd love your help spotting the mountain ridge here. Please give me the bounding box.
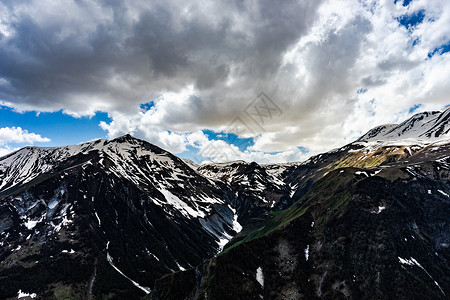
[357,108,450,143]
[148,108,450,299]
[0,134,247,298]
[1,108,450,299]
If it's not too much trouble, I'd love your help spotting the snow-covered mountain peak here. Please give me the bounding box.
[356,108,450,144]
[0,139,106,192]
[356,124,398,142]
[0,134,243,264]
[203,160,251,166]
[111,133,135,143]
[0,135,187,196]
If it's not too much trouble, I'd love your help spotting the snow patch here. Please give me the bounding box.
[24,219,39,230]
[355,171,368,177]
[228,205,242,233]
[289,183,299,197]
[145,248,160,261]
[175,261,186,271]
[158,187,206,219]
[304,245,310,261]
[106,241,151,294]
[398,257,446,296]
[438,190,449,197]
[94,211,101,226]
[405,147,412,156]
[256,267,264,287]
[372,170,381,176]
[217,236,231,250]
[371,206,386,214]
[17,290,36,299]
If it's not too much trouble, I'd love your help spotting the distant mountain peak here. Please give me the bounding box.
[357,108,450,144]
[203,160,252,166]
[110,133,141,144]
[356,124,398,142]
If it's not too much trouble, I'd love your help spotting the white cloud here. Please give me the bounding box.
[1,0,450,163]
[194,138,311,164]
[0,127,50,146]
[0,146,19,158]
[98,113,310,163]
[101,0,449,159]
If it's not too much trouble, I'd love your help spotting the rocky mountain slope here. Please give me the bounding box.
[150,109,450,300]
[153,159,450,299]
[269,108,450,206]
[0,135,245,299]
[1,108,450,299]
[357,109,450,142]
[197,161,291,223]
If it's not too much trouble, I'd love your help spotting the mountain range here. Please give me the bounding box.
[1,109,449,299]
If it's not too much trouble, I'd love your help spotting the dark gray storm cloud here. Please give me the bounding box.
[0,0,321,116]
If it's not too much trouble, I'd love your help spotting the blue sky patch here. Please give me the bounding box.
[409,104,423,113]
[428,41,450,58]
[394,0,413,7]
[177,145,204,163]
[397,9,425,30]
[203,130,254,151]
[140,102,155,111]
[262,147,309,156]
[0,106,111,146]
[357,88,368,94]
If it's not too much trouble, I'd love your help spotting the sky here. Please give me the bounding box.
[0,0,449,163]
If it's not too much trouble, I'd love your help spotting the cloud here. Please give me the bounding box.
[0,146,19,158]
[0,0,321,116]
[199,142,310,164]
[1,0,450,163]
[187,131,311,164]
[99,114,310,163]
[0,127,50,146]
